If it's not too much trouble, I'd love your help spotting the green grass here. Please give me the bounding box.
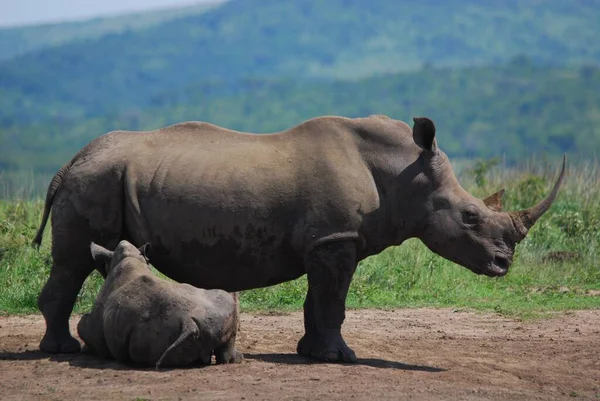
[0,158,599,318]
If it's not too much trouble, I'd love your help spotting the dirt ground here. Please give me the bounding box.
[0,308,599,401]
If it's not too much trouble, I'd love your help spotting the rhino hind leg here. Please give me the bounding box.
[38,199,119,354]
[297,240,358,363]
[38,260,93,353]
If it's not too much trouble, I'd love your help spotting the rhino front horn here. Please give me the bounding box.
[511,154,566,238]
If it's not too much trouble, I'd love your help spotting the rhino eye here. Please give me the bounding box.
[461,206,482,225]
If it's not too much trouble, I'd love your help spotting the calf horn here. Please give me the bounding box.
[510,154,566,239]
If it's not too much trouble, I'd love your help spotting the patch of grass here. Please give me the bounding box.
[0,200,104,313]
[1,159,599,318]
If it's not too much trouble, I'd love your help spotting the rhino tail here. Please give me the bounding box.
[32,162,72,248]
[155,319,199,370]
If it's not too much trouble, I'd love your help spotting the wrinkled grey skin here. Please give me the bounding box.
[77,240,242,368]
[33,115,565,362]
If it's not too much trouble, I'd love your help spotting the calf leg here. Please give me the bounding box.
[296,240,358,363]
[215,334,243,364]
[215,292,243,364]
[77,313,112,359]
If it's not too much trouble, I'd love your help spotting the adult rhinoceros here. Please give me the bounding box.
[33,115,565,362]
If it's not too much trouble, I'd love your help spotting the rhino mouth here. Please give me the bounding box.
[484,254,510,277]
[431,245,511,277]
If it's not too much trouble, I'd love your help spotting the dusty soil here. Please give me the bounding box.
[0,308,599,400]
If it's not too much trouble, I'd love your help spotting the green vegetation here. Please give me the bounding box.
[0,0,598,318]
[2,0,599,178]
[2,0,600,126]
[2,62,599,176]
[1,161,598,318]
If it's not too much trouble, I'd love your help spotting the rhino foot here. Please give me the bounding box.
[39,333,81,354]
[297,332,357,363]
[216,348,243,364]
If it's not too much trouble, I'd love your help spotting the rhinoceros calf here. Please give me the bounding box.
[77,240,242,368]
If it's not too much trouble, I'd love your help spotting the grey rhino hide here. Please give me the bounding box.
[36,114,565,361]
[77,240,242,368]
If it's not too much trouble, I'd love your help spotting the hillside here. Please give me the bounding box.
[0,1,223,62]
[1,61,598,173]
[1,0,600,127]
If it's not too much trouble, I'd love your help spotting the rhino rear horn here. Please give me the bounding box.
[483,189,505,212]
[510,155,566,238]
[90,242,114,263]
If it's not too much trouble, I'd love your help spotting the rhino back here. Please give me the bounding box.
[177,284,237,329]
[60,117,385,290]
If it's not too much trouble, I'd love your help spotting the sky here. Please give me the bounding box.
[0,0,216,27]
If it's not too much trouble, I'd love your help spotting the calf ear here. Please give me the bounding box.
[412,117,437,151]
[138,243,152,264]
[483,189,505,212]
[90,242,113,263]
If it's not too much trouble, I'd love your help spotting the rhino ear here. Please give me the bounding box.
[90,242,113,263]
[412,117,437,152]
[483,188,505,212]
[138,243,152,264]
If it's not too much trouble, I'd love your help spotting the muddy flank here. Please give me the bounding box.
[1,308,599,400]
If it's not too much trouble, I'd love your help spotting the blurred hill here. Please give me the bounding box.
[2,61,598,172]
[1,0,599,175]
[0,1,223,61]
[2,0,600,125]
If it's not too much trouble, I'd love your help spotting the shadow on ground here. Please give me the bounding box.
[245,353,446,372]
[0,350,210,371]
[2,350,445,372]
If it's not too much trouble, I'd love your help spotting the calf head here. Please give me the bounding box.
[90,240,151,275]
[412,117,565,277]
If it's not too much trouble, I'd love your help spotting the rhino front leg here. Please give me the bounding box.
[296,287,317,355]
[297,240,358,363]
